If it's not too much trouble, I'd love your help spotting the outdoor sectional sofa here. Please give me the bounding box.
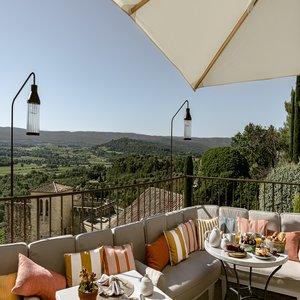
[1,205,299,300]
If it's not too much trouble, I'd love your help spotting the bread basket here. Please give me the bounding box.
[265,239,285,253]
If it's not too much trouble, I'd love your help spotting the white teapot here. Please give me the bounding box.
[205,227,221,248]
[140,274,153,296]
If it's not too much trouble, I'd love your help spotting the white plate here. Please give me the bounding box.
[254,254,272,260]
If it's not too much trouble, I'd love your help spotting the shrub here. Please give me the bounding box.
[259,163,300,213]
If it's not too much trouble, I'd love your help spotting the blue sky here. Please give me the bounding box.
[0,0,296,138]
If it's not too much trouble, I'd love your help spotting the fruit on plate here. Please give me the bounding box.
[240,233,256,245]
[226,243,245,253]
[255,247,270,257]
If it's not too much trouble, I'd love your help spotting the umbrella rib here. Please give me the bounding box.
[194,0,259,90]
[130,0,150,15]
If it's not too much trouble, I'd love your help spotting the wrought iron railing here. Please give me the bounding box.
[1,175,299,244]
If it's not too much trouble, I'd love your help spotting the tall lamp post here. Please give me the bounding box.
[170,100,192,210]
[10,72,41,241]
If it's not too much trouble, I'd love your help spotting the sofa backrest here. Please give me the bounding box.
[195,205,219,219]
[249,210,280,232]
[28,235,75,275]
[219,206,248,219]
[75,228,113,252]
[113,220,145,263]
[166,210,184,230]
[0,242,27,275]
[280,213,300,232]
[144,213,166,244]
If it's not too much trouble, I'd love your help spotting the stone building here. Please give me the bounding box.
[6,182,73,243]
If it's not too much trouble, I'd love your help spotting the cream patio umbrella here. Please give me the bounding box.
[112,0,300,90]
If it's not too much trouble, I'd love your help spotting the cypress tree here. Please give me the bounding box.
[293,76,300,163]
[184,155,193,207]
[289,88,295,161]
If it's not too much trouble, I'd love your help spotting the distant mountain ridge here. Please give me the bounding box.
[0,127,231,154]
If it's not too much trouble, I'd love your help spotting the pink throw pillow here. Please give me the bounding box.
[12,254,66,300]
[285,231,300,262]
[236,217,268,235]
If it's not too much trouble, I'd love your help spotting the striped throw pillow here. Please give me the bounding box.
[164,227,188,265]
[103,244,136,275]
[64,247,103,287]
[197,217,219,250]
[178,220,198,254]
[236,217,268,235]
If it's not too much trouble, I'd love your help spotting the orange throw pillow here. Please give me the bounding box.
[12,254,66,300]
[285,231,300,262]
[0,273,20,300]
[146,235,169,271]
[236,217,268,235]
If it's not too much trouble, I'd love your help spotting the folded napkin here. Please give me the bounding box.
[98,274,125,296]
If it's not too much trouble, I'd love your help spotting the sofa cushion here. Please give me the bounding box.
[163,251,221,300]
[181,206,198,222]
[164,227,188,265]
[28,235,75,276]
[144,214,167,244]
[12,254,66,300]
[219,206,248,219]
[75,228,113,252]
[166,210,184,230]
[178,220,198,253]
[64,247,103,287]
[281,213,300,231]
[0,273,20,300]
[103,244,136,275]
[0,242,27,275]
[196,217,219,250]
[113,221,145,263]
[196,205,219,220]
[249,210,280,232]
[145,234,169,271]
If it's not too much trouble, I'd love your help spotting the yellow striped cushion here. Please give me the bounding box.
[0,273,20,300]
[197,217,219,250]
[103,244,136,275]
[164,227,188,265]
[64,247,103,287]
[178,220,198,254]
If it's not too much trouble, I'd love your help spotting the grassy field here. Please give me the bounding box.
[0,164,44,176]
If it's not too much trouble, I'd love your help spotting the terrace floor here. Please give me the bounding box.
[197,279,296,300]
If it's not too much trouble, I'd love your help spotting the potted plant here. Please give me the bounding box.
[78,267,98,300]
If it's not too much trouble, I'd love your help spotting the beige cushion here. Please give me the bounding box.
[163,251,221,300]
[219,206,248,219]
[0,242,27,275]
[196,205,219,220]
[280,213,300,232]
[249,210,280,232]
[75,229,113,252]
[28,235,75,275]
[113,221,145,263]
[182,206,198,222]
[144,214,167,244]
[166,210,184,230]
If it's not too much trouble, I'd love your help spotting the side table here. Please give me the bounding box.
[204,240,288,300]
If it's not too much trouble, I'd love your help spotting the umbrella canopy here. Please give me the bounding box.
[112,0,300,90]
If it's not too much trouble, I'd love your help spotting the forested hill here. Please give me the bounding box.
[0,127,231,154]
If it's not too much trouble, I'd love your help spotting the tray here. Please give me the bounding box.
[228,251,247,258]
